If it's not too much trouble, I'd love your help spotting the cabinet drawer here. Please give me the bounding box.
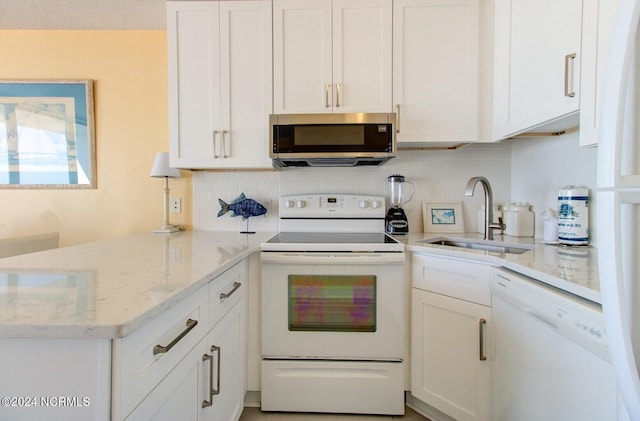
[209,261,246,328]
[114,285,209,419]
[412,254,492,306]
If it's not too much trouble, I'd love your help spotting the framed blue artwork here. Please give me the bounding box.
[423,201,465,233]
[0,80,96,189]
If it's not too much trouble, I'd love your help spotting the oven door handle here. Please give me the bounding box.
[260,252,405,264]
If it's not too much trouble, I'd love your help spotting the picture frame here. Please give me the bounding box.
[0,79,96,189]
[422,201,465,234]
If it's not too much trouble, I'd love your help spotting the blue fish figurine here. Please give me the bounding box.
[218,193,267,220]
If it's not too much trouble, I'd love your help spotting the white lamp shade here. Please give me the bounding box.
[150,152,181,178]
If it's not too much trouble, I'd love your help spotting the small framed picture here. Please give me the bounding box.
[423,202,465,233]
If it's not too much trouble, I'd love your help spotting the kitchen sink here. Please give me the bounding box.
[420,237,533,255]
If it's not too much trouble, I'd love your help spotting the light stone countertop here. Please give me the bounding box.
[0,230,600,340]
[401,232,600,304]
[0,231,276,339]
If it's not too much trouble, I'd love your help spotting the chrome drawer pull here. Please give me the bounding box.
[479,318,487,361]
[153,318,198,355]
[203,344,221,408]
[219,281,241,301]
[202,352,214,408]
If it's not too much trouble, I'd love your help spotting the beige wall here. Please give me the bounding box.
[0,30,192,246]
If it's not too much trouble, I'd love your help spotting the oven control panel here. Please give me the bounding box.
[280,194,386,218]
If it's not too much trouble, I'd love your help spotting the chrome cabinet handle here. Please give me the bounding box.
[221,130,229,158]
[325,83,331,108]
[479,318,487,361]
[336,83,341,108]
[202,352,213,408]
[219,281,241,301]
[202,344,221,408]
[212,130,220,158]
[153,318,198,355]
[564,53,576,98]
[396,104,401,134]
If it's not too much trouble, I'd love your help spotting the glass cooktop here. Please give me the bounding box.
[262,232,404,252]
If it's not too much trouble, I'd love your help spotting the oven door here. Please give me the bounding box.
[261,252,405,361]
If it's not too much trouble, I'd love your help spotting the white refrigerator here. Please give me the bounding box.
[597,0,640,419]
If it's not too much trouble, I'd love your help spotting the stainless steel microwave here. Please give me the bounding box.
[269,113,397,169]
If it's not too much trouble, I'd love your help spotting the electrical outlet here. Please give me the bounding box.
[171,198,181,214]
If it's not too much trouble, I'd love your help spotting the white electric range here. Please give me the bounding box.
[260,194,406,415]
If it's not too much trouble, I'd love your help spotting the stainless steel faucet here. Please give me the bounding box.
[464,176,504,240]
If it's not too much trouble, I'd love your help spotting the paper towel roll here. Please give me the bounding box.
[558,186,589,245]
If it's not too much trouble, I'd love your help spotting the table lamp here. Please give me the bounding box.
[150,152,182,233]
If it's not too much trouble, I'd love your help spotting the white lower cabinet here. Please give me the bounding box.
[203,295,245,421]
[0,338,111,421]
[0,259,248,421]
[411,253,492,421]
[111,260,247,420]
[126,294,245,421]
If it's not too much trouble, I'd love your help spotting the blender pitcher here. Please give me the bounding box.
[386,174,415,234]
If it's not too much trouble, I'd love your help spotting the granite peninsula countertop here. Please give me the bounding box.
[0,231,276,339]
[0,230,601,340]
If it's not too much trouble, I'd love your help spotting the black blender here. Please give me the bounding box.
[385,174,414,234]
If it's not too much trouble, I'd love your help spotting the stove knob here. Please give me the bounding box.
[295,200,306,209]
[359,200,369,209]
[371,199,381,209]
[284,200,295,209]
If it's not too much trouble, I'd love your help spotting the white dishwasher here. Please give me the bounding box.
[491,268,619,421]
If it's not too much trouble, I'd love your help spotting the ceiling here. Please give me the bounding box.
[0,0,166,30]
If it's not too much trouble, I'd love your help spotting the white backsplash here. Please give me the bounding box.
[510,131,598,242]
[193,142,512,234]
[193,132,597,243]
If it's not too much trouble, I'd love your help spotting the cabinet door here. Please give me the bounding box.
[493,0,583,138]
[273,0,333,113]
[168,1,272,169]
[393,0,479,143]
[0,339,110,421]
[411,288,490,421]
[216,1,273,168]
[124,337,208,421]
[333,0,392,113]
[126,298,246,421]
[579,0,618,147]
[205,297,246,421]
[167,1,220,168]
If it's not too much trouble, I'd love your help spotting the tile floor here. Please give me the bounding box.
[239,407,429,420]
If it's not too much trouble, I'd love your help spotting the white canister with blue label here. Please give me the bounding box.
[558,185,589,245]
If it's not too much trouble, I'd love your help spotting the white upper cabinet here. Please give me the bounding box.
[492,0,583,139]
[273,0,392,114]
[167,1,273,169]
[579,0,618,147]
[393,0,480,145]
